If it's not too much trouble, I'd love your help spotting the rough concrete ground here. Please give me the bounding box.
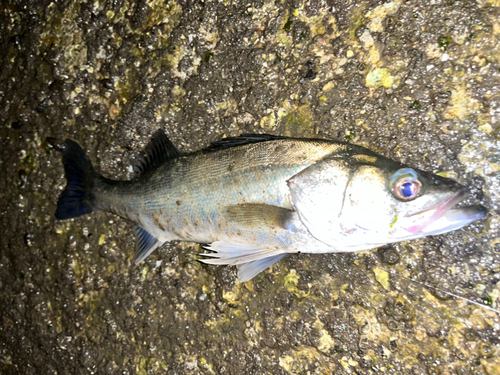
[1,0,500,374]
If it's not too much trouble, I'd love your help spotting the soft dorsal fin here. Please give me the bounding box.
[204,134,286,151]
[133,129,183,177]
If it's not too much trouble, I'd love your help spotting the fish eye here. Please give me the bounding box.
[390,168,422,201]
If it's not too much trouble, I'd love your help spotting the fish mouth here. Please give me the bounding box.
[405,190,487,235]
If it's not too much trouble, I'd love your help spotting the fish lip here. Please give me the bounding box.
[405,190,469,234]
[419,204,487,236]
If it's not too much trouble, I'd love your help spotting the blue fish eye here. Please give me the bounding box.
[401,182,416,197]
[391,168,422,201]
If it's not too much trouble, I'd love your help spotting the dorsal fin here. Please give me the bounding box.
[133,129,183,177]
[204,134,286,151]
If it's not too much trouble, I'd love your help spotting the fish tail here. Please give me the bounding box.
[55,140,97,220]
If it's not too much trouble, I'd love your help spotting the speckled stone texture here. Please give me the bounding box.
[1,0,499,374]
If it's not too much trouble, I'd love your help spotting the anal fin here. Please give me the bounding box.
[237,254,286,282]
[199,240,285,281]
[134,226,164,264]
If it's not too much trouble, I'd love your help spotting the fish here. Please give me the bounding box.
[54,130,487,282]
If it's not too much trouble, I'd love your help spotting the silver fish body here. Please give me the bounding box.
[55,131,486,281]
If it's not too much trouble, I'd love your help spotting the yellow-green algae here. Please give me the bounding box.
[366,68,394,89]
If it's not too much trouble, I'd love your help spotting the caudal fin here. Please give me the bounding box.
[55,140,96,220]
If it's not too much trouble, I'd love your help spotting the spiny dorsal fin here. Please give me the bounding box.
[204,134,286,151]
[133,129,183,177]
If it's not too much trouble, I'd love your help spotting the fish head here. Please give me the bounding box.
[287,146,487,250]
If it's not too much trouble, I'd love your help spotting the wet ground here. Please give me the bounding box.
[1,0,500,374]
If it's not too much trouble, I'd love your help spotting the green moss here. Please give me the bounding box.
[283,19,293,32]
[481,294,493,306]
[281,105,314,137]
[409,100,422,110]
[438,35,451,50]
[204,52,214,63]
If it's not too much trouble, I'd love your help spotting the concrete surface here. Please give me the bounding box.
[1,0,499,374]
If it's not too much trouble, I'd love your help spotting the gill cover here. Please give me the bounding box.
[286,155,394,250]
[287,157,351,246]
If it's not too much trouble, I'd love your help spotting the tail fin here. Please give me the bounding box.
[55,140,96,220]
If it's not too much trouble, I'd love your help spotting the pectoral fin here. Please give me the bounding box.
[223,204,294,229]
